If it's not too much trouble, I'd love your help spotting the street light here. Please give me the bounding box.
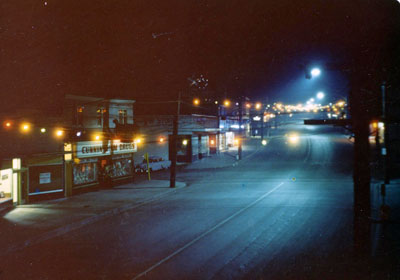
[223,100,231,107]
[317,92,325,100]
[311,68,321,77]
[193,98,200,106]
[20,123,31,133]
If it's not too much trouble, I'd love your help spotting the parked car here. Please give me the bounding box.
[135,156,171,173]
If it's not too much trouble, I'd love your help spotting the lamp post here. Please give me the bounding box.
[169,91,181,188]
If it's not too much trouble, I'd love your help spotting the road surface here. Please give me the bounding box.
[2,121,361,279]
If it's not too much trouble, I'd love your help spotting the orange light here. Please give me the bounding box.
[210,140,215,145]
[255,103,262,110]
[20,123,31,133]
[5,122,11,127]
[56,129,64,137]
[224,100,231,107]
[95,135,100,140]
[193,98,200,106]
[159,137,165,143]
[113,139,121,143]
[246,103,251,108]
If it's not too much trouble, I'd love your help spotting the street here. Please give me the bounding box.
[2,121,359,279]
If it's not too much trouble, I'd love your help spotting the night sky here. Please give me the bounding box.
[1,0,399,114]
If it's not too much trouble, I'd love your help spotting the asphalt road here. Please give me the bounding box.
[3,122,361,279]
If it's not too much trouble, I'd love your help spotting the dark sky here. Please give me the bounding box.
[1,0,399,113]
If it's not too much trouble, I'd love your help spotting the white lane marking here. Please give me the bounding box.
[132,182,285,280]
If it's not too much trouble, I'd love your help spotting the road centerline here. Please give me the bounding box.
[132,181,285,280]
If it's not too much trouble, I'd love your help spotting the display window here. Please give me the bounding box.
[73,159,98,186]
[109,155,133,178]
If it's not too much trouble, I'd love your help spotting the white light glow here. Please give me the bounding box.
[317,92,324,99]
[311,68,321,77]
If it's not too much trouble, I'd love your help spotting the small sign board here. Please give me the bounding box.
[39,172,51,184]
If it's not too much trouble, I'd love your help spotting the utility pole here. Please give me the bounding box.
[351,77,372,257]
[238,97,243,160]
[381,81,390,184]
[170,91,181,188]
[261,112,264,140]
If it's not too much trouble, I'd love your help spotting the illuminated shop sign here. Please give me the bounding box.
[77,141,110,158]
[76,141,136,158]
[112,142,137,154]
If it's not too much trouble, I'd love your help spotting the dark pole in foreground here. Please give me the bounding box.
[381,81,390,184]
[351,80,371,257]
[170,92,181,188]
[238,97,243,160]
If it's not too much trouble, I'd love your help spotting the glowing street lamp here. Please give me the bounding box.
[317,92,325,100]
[255,102,262,110]
[311,68,321,77]
[223,100,231,107]
[20,123,31,133]
[193,98,200,106]
[55,129,64,137]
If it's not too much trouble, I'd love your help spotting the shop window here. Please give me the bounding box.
[73,161,97,185]
[119,109,127,124]
[109,156,133,178]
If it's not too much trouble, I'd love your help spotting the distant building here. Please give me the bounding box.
[0,94,138,205]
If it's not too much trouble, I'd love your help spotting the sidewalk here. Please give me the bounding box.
[184,139,262,170]
[0,179,185,258]
[371,179,400,277]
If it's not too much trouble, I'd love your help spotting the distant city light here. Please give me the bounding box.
[311,68,321,77]
[261,139,267,146]
[159,137,164,143]
[255,103,262,110]
[317,92,325,99]
[6,122,11,127]
[40,128,46,133]
[224,100,231,107]
[76,131,82,137]
[193,98,200,105]
[182,139,188,146]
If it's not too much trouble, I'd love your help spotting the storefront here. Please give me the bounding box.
[26,156,64,202]
[73,140,136,191]
[0,168,12,206]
